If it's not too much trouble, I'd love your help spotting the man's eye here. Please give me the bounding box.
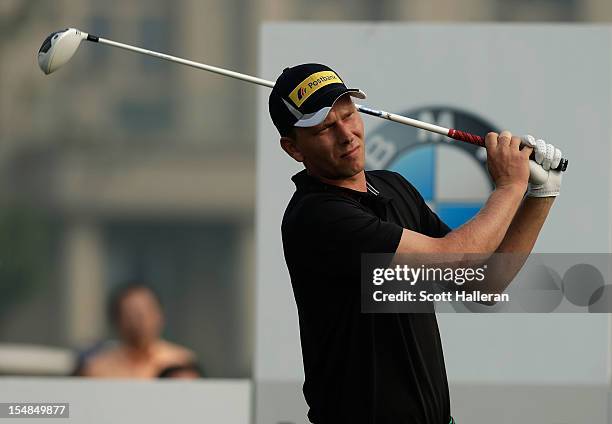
[317,126,331,134]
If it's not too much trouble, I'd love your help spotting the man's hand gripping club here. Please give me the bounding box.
[521,134,563,197]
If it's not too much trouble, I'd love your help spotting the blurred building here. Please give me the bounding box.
[0,0,256,378]
[1,0,611,377]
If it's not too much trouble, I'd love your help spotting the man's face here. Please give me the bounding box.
[283,95,365,180]
[116,288,163,348]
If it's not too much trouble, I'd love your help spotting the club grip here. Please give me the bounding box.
[448,129,568,172]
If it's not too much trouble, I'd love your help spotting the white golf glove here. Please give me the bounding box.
[521,135,563,198]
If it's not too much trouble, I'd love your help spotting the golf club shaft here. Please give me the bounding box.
[86,34,567,171]
[93,35,453,135]
[92,35,274,87]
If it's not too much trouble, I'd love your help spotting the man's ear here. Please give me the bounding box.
[280,137,304,162]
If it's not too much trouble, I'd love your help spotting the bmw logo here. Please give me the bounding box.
[365,107,498,229]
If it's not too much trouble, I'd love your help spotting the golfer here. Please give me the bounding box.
[269,63,562,424]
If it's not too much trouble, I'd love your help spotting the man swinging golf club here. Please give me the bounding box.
[270,63,562,424]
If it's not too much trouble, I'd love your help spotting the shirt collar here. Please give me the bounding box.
[291,169,381,199]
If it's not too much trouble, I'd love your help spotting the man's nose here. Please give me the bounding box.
[335,121,353,143]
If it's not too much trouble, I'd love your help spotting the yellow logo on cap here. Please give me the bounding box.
[289,71,342,107]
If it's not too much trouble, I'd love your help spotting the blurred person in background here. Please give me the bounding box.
[78,282,196,378]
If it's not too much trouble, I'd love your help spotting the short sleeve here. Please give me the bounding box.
[419,200,451,238]
[391,172,451,238]
[299,194,403,254]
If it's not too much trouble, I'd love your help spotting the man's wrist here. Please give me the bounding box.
[494,183,527,199]
[524,196,555,206]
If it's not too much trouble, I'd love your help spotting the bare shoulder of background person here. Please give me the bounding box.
[78,345,123,377]
[157,340,196,365]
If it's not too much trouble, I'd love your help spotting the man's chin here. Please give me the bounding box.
[309,162,365,181]
[323,168,362,180]
[341,164,365,179]
[124,336,154,348]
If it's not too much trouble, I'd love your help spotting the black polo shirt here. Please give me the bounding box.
[281,169,452,424]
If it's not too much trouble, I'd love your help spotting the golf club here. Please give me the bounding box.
[38,28,568,171]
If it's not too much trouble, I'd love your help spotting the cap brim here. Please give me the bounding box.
[294,88,366,128]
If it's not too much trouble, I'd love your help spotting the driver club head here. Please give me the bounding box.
[38,28,88,75]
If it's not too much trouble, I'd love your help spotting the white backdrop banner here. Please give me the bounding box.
[255,23,612,424]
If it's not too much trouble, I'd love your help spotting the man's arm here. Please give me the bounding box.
[496,134,563,254]
[454,196,555,299]
[496,196,555,254]
[396,131,532,255]
[394,133,563,299]
[484,136,563,293]
[396,184,525,254]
